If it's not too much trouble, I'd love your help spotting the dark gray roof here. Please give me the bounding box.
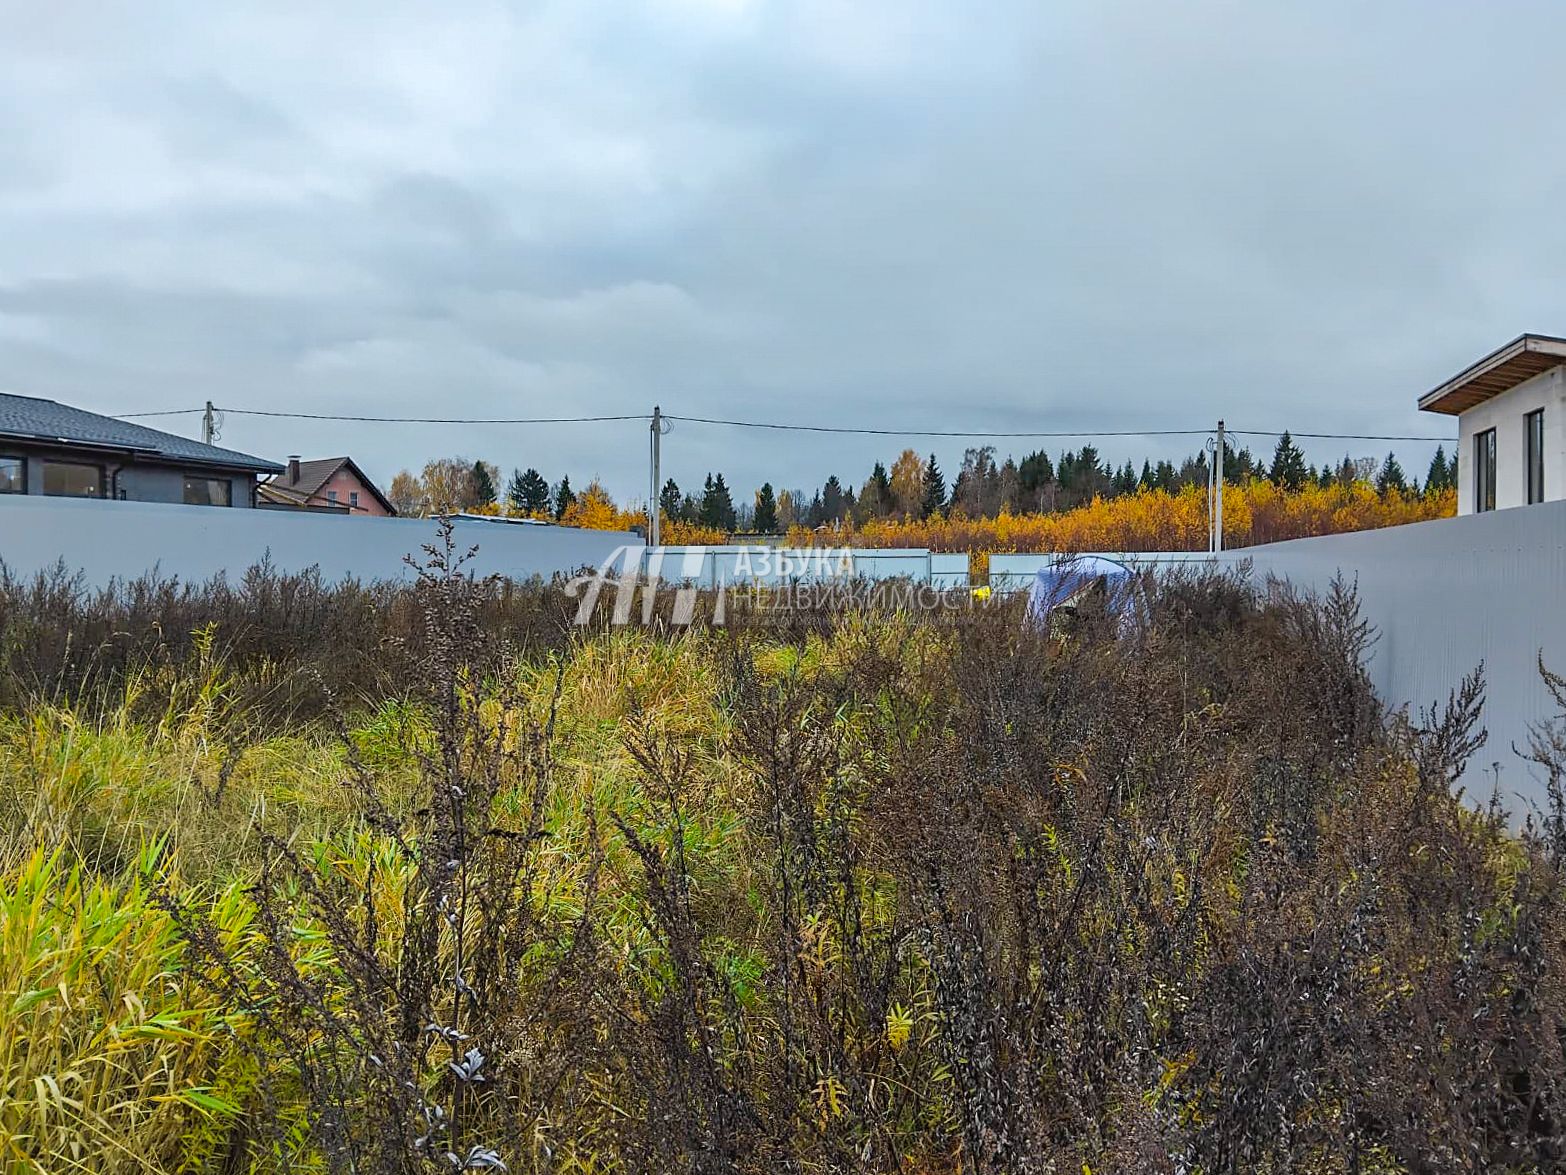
[0,393,282,473]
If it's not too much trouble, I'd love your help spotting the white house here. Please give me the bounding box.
[1419,333,1566,515]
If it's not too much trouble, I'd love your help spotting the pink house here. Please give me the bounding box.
[260,456,396,516]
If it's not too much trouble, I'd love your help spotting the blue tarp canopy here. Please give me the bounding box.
[1026,556,1140,630]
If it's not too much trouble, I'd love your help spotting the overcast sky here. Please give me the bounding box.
[3,0,1564,501]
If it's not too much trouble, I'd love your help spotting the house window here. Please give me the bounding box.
[0,457,23,493]
[1526,408,1545,505]
[183,475,232,507]
[1474,428,1497,513]
[42,460,102,498]
[349,490,359,509]
[327,489,338,503]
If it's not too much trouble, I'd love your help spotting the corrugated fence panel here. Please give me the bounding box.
[0,494,640,585]
[1230,504,1566,812]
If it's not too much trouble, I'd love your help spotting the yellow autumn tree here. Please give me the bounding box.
[888,449,925,518]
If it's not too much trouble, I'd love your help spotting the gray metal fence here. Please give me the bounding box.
[0,494,640,586]
[989,509,1566,813]
[5,492,1560,812]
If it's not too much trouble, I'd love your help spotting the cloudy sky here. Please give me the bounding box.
[3,0,1564,501]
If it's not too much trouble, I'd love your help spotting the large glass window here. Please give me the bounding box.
[1526,408,1545,505]
[42,460,102,498]
[1474,428,1497,513]
[183,475,232,507]
[0,457,23,494]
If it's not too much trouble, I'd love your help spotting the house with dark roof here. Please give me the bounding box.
[0,392,281,507]
[260,456,396,516]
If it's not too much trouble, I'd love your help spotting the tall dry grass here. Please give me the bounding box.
[1,555,1563,1173]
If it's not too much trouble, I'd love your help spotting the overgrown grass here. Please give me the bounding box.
[1,548,1563,1173]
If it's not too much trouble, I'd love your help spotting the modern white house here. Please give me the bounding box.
[1419,333,1566,515]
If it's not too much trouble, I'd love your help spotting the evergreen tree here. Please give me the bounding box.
[1139,459,1155,490]
[552,475,575,520]
[753,483,778,533]
[1425,446,1451,494]
[658,478,683,521]
[1375,452,1407,495]
[1268,431,1309,491]
[1112,460,1137,496]
[1019,450,1054,492]
[700,472,737,531]
[860,462,892,518]
[921,454,947,518]
[821,475,846,522]
[471,460,497,506]
[507,467,550,513]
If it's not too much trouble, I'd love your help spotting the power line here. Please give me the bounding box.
[663,414,1212,438]
[1228,429,1450,443]
[223,408,647,425]
[111,403,1453,443]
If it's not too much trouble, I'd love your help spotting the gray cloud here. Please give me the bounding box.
[2,0,1562,501]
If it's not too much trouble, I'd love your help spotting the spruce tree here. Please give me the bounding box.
[471,460,497,506]
[507,467,550,513]
[1268,431,1308,491]
[821,475,845,522]
[552,475,575,520]
[658,478,682,521]
[1425,446,1450,494]
[921,454,947,518]
[700,473,737,531]
[1375,452,1407,495]
[754,483,779,533]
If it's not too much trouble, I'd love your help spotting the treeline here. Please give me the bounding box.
[388,433,1458,535]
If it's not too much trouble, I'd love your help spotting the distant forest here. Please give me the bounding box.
[389,432,1456,534]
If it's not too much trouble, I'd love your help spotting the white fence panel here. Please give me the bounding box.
[0,495,640,586]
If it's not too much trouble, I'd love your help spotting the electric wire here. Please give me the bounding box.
[111,405,1453,443]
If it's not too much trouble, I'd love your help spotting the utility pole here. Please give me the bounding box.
[1214,418,1225,554]
[202,401,215,446]
[649,405,663,549]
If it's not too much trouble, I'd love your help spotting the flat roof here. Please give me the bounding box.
[1418,333,1566,415]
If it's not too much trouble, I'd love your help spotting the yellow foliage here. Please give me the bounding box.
[550,480,728,543]
[786,481,1454,553]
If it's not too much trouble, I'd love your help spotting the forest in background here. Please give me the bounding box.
[384,430,1456,552]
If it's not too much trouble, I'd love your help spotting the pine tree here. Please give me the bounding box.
[921,454,947,518]
[553,475,575,520]
[471,460,497,506]
[1268,431,1308,491]
[1375,452,1407,495]
[1139,459,1154,491]
[754,483,778,533]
